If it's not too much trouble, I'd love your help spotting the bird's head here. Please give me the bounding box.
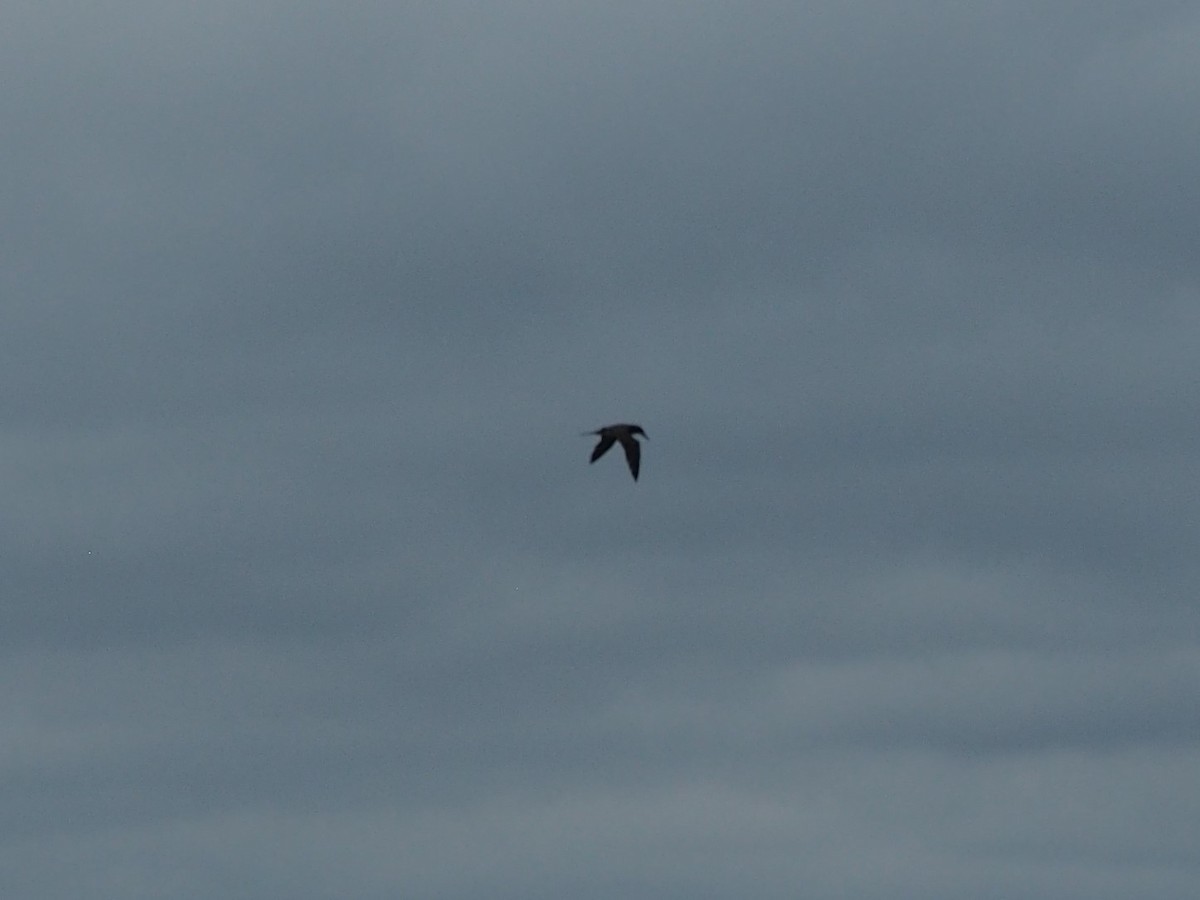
[629,425,648,439]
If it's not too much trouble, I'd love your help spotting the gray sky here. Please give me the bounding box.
[4,2,1199,897]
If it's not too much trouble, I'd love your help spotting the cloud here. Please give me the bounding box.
[3,2,1198,897]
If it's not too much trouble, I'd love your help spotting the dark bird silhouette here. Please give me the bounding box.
[583,424,648,480]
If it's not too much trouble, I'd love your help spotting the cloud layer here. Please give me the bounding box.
[3,2,1199,897]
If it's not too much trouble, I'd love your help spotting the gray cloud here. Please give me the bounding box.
[3,1,1199,897]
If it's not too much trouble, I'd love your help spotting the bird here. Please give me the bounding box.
[583,423,648,481]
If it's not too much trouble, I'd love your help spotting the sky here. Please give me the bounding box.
[3,1,1199,897]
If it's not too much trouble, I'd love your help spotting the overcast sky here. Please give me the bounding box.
[4,2,1199,898]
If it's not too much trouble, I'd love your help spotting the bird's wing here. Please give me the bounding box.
[618,435,641,480]
[590,435,616,463]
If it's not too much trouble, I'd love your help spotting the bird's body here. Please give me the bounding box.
[584,423,648,480]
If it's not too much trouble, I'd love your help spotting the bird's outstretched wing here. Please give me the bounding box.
[590,435,616,464]
[618,436,641,480]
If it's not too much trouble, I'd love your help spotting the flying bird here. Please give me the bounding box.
[583,423,648,481]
